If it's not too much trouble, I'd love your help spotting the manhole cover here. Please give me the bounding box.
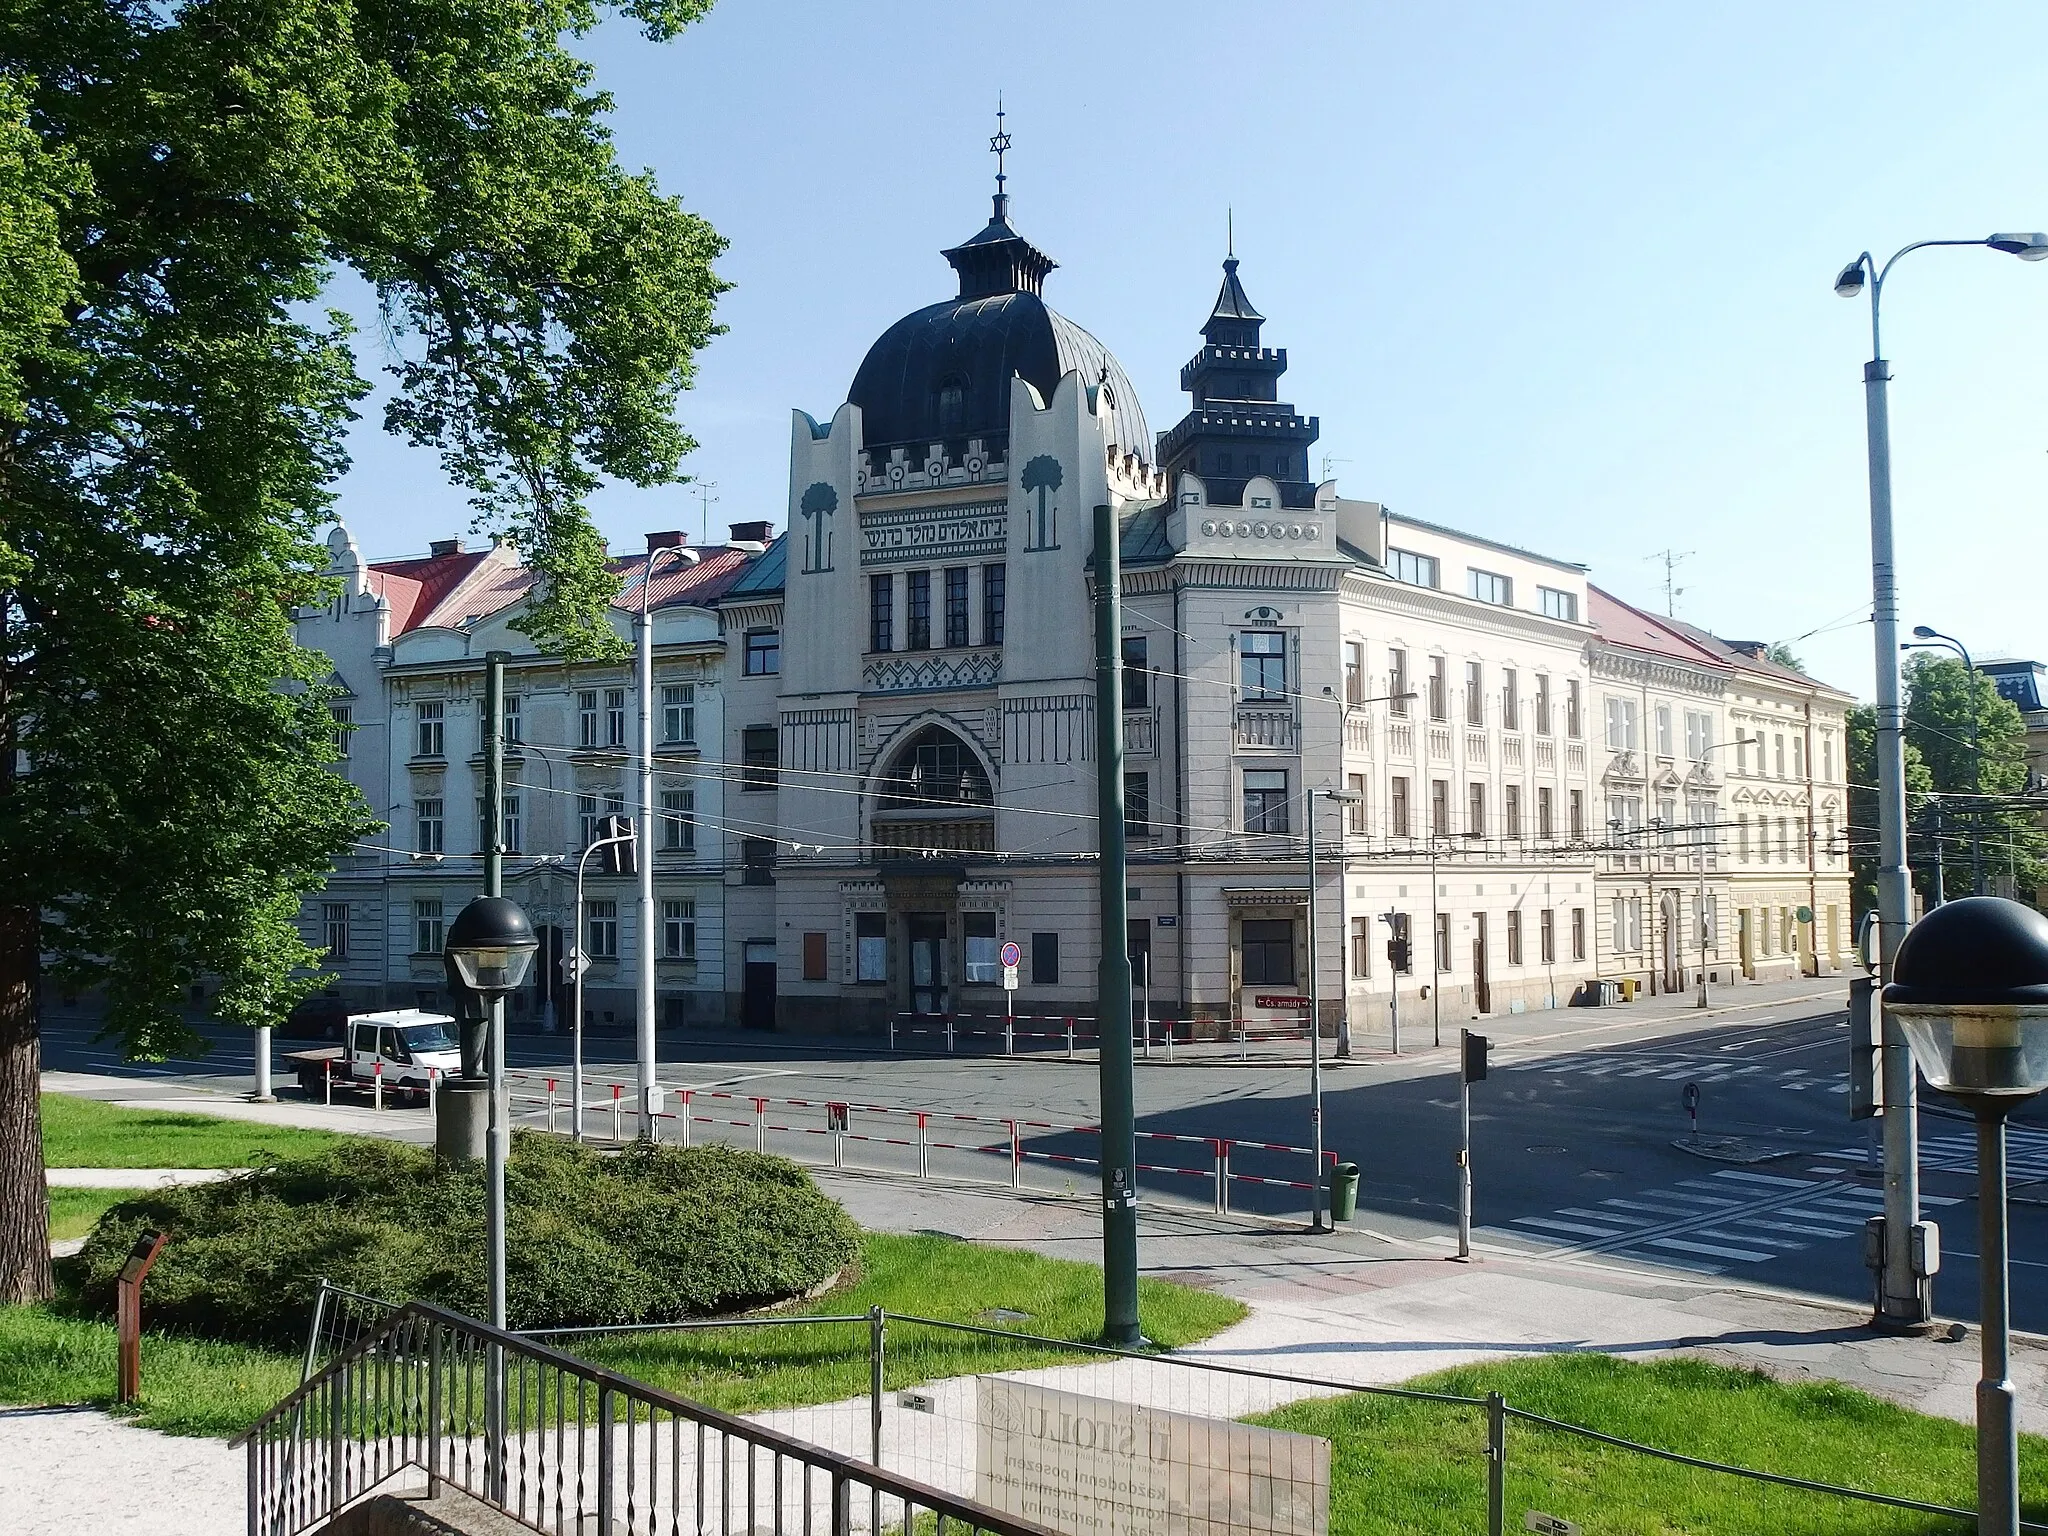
[1526,1145,1567,1155]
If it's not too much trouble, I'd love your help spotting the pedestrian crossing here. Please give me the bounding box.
[1808,1124,2048,1184]
[1504,1048,1849,1094]
[1483,1167,1962,1276]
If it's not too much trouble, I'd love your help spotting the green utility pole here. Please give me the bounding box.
[1091,502,1141,1346]
[483,651,508,900]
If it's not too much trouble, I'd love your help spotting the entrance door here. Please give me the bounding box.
[1471,913,1490,1015]
[742,939,776,1030]
[908,914,947,1016]
[1738,909,1755,979]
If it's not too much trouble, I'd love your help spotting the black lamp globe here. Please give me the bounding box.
[444,895,539,999]
[1884,896,2048,1102]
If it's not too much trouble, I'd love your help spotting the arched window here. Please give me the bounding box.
[935,374,968,435]
[878,726,992,812]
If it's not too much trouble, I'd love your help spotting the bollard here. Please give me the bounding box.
[679,1089,692,1148]
[427,1066,437,1118]
[115,1231,168,1403]
[1219,1142,1233,1214]
[946,1014,955,1053]
[1212,1139,1226,1213]
[754,1097,767,1154]
[1485,1392,1506,1536]
[1166,1019,1175,1063]
[916,1112,929,1179]
[888,1014,896,1052]
[373,1059,383,1112]
[1008,1119,1021,1191]
[1238,1015,1248,1062]
[546,1078,558,1134]
[611,1083,622,1141]
[1065,1016,1076,1060]
[323,1058,332,1106]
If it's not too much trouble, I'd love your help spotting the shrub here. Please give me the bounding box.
[74,1133,860,1347]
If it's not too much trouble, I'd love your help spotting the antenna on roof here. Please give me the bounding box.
[691,481,719,546]
[1227,206,1233,260]
[1648,548,1693,616]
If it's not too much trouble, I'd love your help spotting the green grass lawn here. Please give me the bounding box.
[41,1092,355,1168]
[47,1188,133,1242]
[566,1232,1248,1415]
[1257,1353,2048,1535]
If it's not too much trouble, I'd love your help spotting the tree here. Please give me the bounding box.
[1764,642,1807,675]
[0,0,727,1301]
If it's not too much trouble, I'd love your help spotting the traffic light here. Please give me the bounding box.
[1461,1030,1489,1083]
[597,813,637,876]
[1847,973,1881,1120]
[1387,936,1413,973]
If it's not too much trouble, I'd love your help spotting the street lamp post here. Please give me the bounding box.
[572,822,638,1143]
[1885,896,2048,1536]
[1305,782,1363,1234]
[1689,738,1738,1008]
[1906,625,1985,897]
[635,538,700,1139]
[1833,230,2048,1329]
[443,894,539,1500]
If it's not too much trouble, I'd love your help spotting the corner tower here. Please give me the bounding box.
[1155,250,1321,509]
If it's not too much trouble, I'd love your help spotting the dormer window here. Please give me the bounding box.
[935,375,968,435]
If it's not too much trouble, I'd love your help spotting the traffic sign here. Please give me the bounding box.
[1000,941,1022,969]
[1002,964,1019,991]
[1254,994,1312,1011]
[560,947,588,982]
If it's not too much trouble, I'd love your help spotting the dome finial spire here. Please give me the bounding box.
[989,96,1013,223]
[1227,205,1234,262]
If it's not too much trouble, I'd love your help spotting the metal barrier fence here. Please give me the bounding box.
[242,1299,1053,1536]
[883,1011,1316,1061]
[499,1073,1336,1221]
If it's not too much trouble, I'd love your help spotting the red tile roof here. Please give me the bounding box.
[365,540,757,635]
[1588,585,1732,670]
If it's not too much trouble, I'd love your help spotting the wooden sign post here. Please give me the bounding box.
[115,1231,168,1404]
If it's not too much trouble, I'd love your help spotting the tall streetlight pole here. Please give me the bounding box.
[1905,625,1985,897]
[1304,780,1363,1234]
[1833,231,2048,1329]
[1689,738,1738,1008]
[634,538,699,1140]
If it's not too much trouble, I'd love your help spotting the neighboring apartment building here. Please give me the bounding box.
[294,522,766,1029]
[1980,658,2048,903]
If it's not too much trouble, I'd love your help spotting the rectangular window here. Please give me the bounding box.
[1655,704,1673,757]
[1792,736,1805,779]
[1738,815,1751,861]
[1350,915,1372,978]
[1121,636,1149,708]
[1501,668,1519,731]
[856,913,887,982]
[869,574,894,652]
[1346,773,1368,834]
[1612,897,1632,955]
[416,700,444,758]
[663,900,696,960]
[500,694,522,744]
[1823,734,1834,783]
[1684,710,1710,760]
[1428,656,1448,721]
[1566,680,1583,738]
[1658,794,1677,848]
[1538,586,1579,622]
[1534,675,1551,735]
[1240,919,1296,985]
[1467,568,1512,606]
[587,900,618,960]
[1431,779,1450,838]
[1540,907,1556,963]
[660,788,695,851]
[964,912,999,984]
[1434,912,1452,974]
[744,630,780,676]
[1389,648,1410,717]
[414,899,444,956]
[1390,776,1411,838]
[1774,733,1786,777]
[742,725,778,789]
[1570,789,1585,838]
[331,703,353,757]
[578,794,601,848]
[1389,548,1439,588]
[1537,786,1554,838]
[1344,641,1365,705]
[1467,781,1486,838]
[1504,783,1522,838]
[1240,631,1287,699]
[1605,696,1638,751]
[1124,771,1151,839]
[1031,931,1060,985]
[802,931,829,982]
[742,837,775,884]
[983,563,1006,645]
[1465,662,1484,726]
[661,684,696,745]
[578,689,599,748]
[323,902,349,960]
[1243,769,1289,835]
[1507,910,1523,966]
[944,566,970,648]
[906,571,932,650]
[415,798,445,855]
[501,794,522,855]
[1572,906,1587,961]
[605,688,627,747]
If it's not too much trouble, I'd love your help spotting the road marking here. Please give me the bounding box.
[1514,1217,1631,1239]
[1647,1235,1776,1262]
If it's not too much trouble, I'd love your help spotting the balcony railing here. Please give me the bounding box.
[1427,727,1454,762]
[1122,707,1158,757]
[1235,706,1299,751]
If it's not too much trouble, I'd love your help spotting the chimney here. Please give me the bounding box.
[646,530,687,551]
[428,538,463,558]
[728,520,773,546]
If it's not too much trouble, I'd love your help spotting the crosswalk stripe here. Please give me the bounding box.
[1514,1217,1630,1238]
[1691,1226,1805,1251]
[1644,1235,1778,1262]
[1708,1170,1813,1188]
[1559,1207,1660,1227]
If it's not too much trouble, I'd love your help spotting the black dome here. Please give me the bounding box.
[1886,896,2048,1008]
[848,291,1149,462]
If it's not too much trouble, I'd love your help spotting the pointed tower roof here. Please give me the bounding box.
[1207,255,1264,327]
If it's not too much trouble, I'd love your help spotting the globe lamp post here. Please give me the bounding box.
[1884,896,2048,1536]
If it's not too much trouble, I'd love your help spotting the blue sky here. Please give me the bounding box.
[327,1,2048,699]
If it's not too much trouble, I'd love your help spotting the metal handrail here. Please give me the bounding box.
[239,1299,1054,1536]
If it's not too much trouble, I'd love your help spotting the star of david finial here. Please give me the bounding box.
[990,98,1012,196]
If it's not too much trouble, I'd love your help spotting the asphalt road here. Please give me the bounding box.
[39,994,2048,1331]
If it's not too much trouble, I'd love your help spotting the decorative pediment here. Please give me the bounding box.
[1602,750,1641,785]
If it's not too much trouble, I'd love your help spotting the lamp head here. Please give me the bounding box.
[1834,260,1867,298]
[1912,625,1938,640]
[1884,896,2048,1102]
[444,895,539,998]
[1987,232,2048,261]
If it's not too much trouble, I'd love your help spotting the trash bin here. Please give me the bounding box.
[1617,977,1639,1002]
[1329,1162,1360,1222]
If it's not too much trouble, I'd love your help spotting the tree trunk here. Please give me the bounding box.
[0,899,49,1302]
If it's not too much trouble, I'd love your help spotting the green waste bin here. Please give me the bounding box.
[1329,1162,1360,1222]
